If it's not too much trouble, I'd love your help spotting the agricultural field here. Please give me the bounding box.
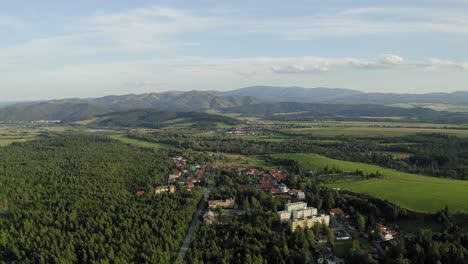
[272,153,468,213]
[281,126,468,137]
[0,126,40,146]
[388,103,468,113]
[271,120,468,129]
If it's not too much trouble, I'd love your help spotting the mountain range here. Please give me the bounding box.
[1,86,468,121]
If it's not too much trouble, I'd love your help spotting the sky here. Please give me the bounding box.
[1,0,468,101]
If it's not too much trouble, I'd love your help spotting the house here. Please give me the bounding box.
[155,185,176,194]
[203,210,215,225]
[279,183,289,193]
[296,191,305,200]
[247,168,259,175]
[269,187,279,194]
[380,231,394,241]
[155,186,168,194]
[208,198,236,209]
[136,190,145,196]
[330,208,343,217]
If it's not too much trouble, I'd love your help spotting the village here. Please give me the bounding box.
[148,155,399,264]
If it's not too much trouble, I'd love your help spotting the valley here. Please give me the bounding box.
[2,87,468,263]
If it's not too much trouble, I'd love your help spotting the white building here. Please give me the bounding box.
[285,201,307,213]
[279,183,289,193]
[292,207,317,220]
[278,210,291,223]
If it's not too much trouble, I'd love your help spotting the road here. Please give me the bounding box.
[176,151,218,263]
[175,187,210,262]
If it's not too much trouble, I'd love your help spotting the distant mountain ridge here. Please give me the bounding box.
[222,86,468,105]
[2,86,468,121]
[93,109,241,129]
[0,91,258,121]
[222,86,363,103]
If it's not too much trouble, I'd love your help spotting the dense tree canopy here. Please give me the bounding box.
[0,135,202,263]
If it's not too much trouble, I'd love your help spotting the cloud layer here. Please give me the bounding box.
[271,55,468,74]
[1,3,468,99]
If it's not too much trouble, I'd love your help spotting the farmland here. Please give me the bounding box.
[272,153,468,213]
[281,126,468,137]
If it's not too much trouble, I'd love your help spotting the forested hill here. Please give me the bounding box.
[222,86,363,103]
[222,102,468,122]
[0,135,203,263]
[223,86,468,105]
[93,109,242,128]
[0,91,258,122]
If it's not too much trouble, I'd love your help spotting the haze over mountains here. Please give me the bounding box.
[1,86,468,121]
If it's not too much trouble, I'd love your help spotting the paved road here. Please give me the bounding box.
[176,188,210,262]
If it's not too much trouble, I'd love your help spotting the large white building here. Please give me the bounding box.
[278,201,327,230]
[291,214,330,231]
[278,210,291,224]
[285,202,307,213]
[292,207,317,220]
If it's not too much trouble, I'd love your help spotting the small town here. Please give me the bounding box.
[146,155,400,264]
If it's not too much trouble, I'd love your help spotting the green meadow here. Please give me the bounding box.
[272,153,468,213]
[281,127,468,137]
[109,134,176,149]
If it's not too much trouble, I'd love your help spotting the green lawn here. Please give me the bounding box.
[272,153,468,213]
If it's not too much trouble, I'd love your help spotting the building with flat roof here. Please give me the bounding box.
[208,198,236,209]
[285,201,307,213]
[278,211,291,224]
[291,215,330,231]
[292,207,317,220]
[154,185,176,194]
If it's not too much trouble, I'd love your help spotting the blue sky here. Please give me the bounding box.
[1,0,468,100]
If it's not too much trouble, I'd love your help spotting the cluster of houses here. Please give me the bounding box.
[231,166,305,199]
[166,156,206,190]
[277,201,330,231]
[144,156,206,196]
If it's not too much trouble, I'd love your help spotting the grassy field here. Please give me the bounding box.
[272,153,468,213]
[0,137,35,146]
[109,134,176,149]
[213,153,276,169]
[0,126,39,146]
[388,103,468,113]
[281,127,468,137]
[271,120,468,129]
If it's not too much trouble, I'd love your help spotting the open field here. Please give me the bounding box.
[388,103,468,113]
[213,153,275,169]
[281,127,468,137]
[269,120,468,129]
[0,126,40,146]
[272,153,468,213]
[109,134,176,149]
[0,137,35,146]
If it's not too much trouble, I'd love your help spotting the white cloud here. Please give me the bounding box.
[270,55,468,74]
[378,54,404,65]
